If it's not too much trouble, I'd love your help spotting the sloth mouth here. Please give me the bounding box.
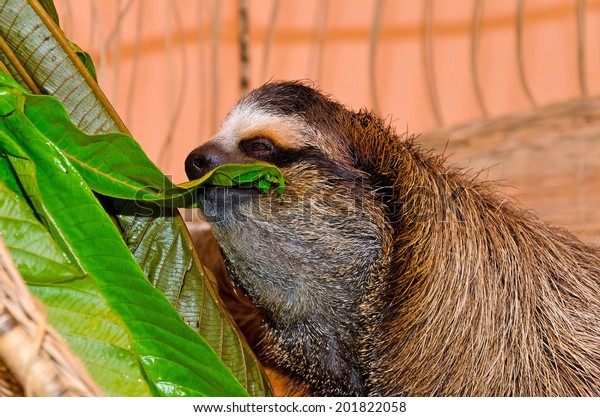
[194,185,259,223]
[196,183,287,226]
[195,183,257,203]
[184,162,286,223]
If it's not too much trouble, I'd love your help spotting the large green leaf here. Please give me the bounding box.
[116,201,273,396]
[0,84,248,397]
[0,179,151,396]
[9,75,284,205]
[1,71,277,395]
[0,152,26,204]
[0,0,274,396]
[29,279,148,396]
[0,0,127,134]
[0,178,80,284]
[19,79,275,393]
[37,0,59,25]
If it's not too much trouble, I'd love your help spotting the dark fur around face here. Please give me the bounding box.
[185,81,600,396]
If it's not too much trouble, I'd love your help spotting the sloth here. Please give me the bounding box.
[185,81,600,396]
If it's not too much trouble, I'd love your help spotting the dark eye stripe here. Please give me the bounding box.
[239,137,277,158]
[239,138,358,182]
[239,137,316,166]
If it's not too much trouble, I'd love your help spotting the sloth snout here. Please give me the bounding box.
[185,141,248,180]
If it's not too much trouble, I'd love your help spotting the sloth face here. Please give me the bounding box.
[185,82,387,327]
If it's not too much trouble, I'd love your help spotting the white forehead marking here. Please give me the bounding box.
[211,101,309,151]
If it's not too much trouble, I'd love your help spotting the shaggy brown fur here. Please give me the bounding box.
[185,81,600,396]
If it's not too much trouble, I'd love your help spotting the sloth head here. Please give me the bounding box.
[185,82,392,337]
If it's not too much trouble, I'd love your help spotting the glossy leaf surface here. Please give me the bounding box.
[0,81,248,397]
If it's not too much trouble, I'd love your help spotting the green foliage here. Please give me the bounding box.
[0,0,123,133]
[116,200,274,395]
[69,42,98,81]
[3,72,283,206]
[0,71,283,396]
[37,0,60,25]
[179,163,285,197]
[0,0,278,397]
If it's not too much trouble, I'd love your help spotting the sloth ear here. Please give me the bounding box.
[344,109,400,174]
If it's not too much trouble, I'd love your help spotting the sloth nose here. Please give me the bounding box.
[185,141,253,180]
[185,142,228,180]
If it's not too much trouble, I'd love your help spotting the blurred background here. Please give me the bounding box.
[55,0,600,241]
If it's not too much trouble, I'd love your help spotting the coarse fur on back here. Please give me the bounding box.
[185,80,600,396]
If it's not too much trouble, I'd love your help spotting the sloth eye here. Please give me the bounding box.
[239,137,277,159]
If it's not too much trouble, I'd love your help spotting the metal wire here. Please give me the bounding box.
[210,0,222,133]
[261,0,280,83]
[238,0,249,95]
[125,0,143,124]
[159,0,188,167]
[471,0,489,117]
[309,0,329,83]
[516,0,538,109]
[423,0,443,126]
[577,0,588,97]
[370,0,385,114]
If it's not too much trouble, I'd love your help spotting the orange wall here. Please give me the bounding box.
[58,0,600,183]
